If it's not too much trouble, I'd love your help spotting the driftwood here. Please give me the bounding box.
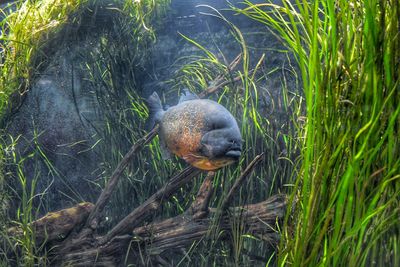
[7,202,94,245]
[133,194,286,256]
[59,195,286,266]
[86,126,160,231]
[7,54,287,266]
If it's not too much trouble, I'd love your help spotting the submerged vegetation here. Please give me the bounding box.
[0,0,88,114]
[0,0,172,265]
[237,0,400,265]
[0,0,399,266]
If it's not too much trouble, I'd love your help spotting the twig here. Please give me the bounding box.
[198,53,242,98]
[201,72,253,97]
[199,54,256,98]
[220,153,265,212]
[99,166,202,245]
[85,125,159,230]
[188,171,215,218]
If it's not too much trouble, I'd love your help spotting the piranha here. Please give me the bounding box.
[146,90,242,170]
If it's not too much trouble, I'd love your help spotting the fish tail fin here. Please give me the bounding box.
[145,91,164,130]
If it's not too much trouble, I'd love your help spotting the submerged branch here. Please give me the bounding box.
[220,153,265,212]
[199,53,243,98]
[188,171,215,218]
[99,166,203,245]
[86,125,160,231]
[133,194,287,255]
[10,152,286,266]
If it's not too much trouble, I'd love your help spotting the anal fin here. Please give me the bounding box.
[159,134,172,160]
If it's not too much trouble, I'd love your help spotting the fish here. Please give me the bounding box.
[146,89,242,170]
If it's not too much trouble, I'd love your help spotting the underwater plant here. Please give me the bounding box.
[236,0,400,266]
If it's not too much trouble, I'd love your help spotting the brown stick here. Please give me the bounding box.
[198,53,242,98]
[7,202,94,245]
[99,166,203,245]
[188,171,215,218]
[85,125,159,230]
[220,153,265,212]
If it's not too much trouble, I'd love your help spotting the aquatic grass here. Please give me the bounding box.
[0,0,170,119]
[0,133,55,266]
[0,0,91,116]
[1,0,172,264]
[236,0,400,265]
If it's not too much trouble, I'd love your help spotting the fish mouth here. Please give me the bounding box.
[224,149,241,160]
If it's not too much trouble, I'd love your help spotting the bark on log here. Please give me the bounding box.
[7,202,94,245]
[132,194,287,255]
[100,166,202,245]
[58,194,287,266]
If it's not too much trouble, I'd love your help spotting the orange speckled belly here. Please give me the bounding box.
[185,156,235,170]
[167,129,234,171]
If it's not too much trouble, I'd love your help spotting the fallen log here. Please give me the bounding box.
[7,202,94,245]
[54,153,285,266]
[132,194,287,255]
[7,195,286,266]
[58,194,287,266]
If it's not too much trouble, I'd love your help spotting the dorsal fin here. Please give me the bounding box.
[178,88,199,103]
